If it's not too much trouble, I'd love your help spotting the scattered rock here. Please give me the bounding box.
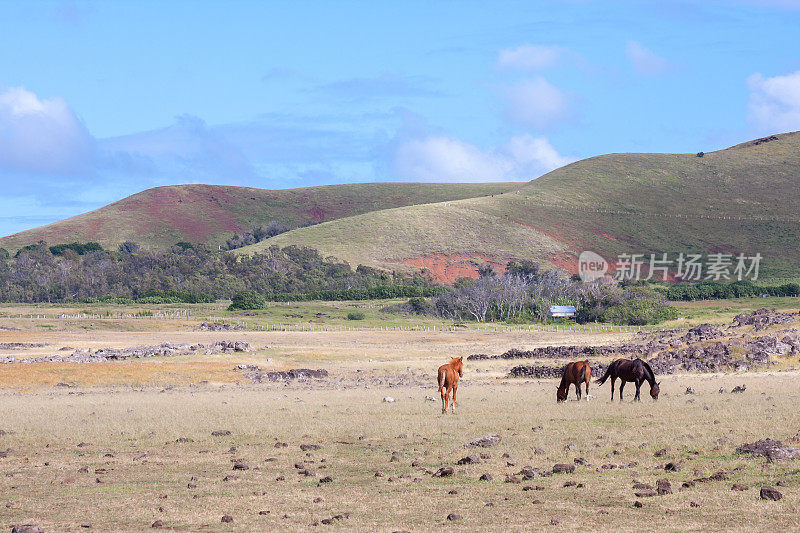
[151,520,163,528]
[664,462,682,472]
[446,513,461,522]
[479,473,493,481]
[552,463,575,474]
[685,387,696,395]
[433,467,454,477]
[221,515,234,523]
[737,439,800,461]
[11,527,44,533]
[211,430,231,437]
[382,397,395,403]
[760,486,782,501]
[731,385,746,393]
[300,444,322,452]
[456,455,480,465]
[731,484,748,491]
[466,434,501,448]
[633,501,643,508]
[656,479,673,495]
[635,489,657,498]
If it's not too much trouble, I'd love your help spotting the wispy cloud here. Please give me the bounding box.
[497,44,562,70]
[747,70,800,132]
[392,133,574,182]
[0,86,94,175]
[625,41,673,75]
[502,77,571,129]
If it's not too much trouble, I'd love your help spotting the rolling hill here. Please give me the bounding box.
[239,132,800,282]
[0,182,518,252]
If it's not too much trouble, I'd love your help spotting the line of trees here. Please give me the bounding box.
[0,241,429,303]
[655,280,800,301]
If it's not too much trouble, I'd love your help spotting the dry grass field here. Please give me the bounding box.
[1,302,799,532]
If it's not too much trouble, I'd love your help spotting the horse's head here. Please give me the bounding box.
[556,386,567,402]
[650,381,661,400]
[454,356,463,376]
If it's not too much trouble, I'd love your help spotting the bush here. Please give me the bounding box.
[602,298,679,325]
[347,311,365,320]
[228,291,267,310]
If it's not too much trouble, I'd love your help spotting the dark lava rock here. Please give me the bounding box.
[479,473,493,481]
[760,486,782,501]
[633,501,643,508]
[635,489,657,498]
[300,444,322,451]
[221,515,234,523]
[731,385,746,393]
[319,476,333,483]
[447,513,462,521]
[737,439,800,461]
[505,475,521,484]
[457,455,481,465]
[211,430,231,437]
[433,467,454,477]
[151,520,163,528]
[731,484,748,491]
[664,462,682,472]
[552,463,575,474]
[232,461,249,470]
[656,479,673,495]
[11,527,45,533]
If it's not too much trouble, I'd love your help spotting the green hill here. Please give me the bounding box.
[0,182,518,252]
[240,132,800,282]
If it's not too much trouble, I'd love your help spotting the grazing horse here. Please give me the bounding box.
[437,356,463,414]
[595,358,660,401]
[557,360,591,402]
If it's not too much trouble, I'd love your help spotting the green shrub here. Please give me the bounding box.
[347,311,366,320]
[228,291,267,310]
[602,298,679,325]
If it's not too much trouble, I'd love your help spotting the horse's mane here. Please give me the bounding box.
[639,359,656,386]
[448,357,463,366]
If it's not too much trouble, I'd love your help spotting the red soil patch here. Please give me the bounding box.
[400,253,505,283]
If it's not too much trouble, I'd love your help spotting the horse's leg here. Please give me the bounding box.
[441,381,447,414]
[634,379,642,401]
[575,382,581,400]
[610,377,616,401]
[452,382,458,412]
[585,376,590,400]
[619,381,625,401]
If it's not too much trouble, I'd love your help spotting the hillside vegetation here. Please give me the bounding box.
[242,132,800,281]
[0,182,517,252]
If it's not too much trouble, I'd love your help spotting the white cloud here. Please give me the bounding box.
[625,41,672,75]
[0,86,94,174]
[497,45,560,70]
[747,70,800,132]
[392,134,574,182]
[503,77,569,129]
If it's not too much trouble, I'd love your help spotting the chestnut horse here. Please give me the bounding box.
[557,360,591,402]
[437,356,463,414]
[595,358,660,401]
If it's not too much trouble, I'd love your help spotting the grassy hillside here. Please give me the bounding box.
[241,132,800,281]
[0,182,518,252]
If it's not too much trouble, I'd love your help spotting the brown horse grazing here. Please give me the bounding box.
[437,356,463,414]
[557,360,591,402]
[595,358,660,401]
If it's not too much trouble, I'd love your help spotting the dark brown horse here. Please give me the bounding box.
[596,358,659,401]
[557,360,591,402]
[437,356,463,414]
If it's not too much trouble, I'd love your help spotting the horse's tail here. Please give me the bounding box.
[640,358,656,385]
[437,368,445,392]
[583,362,591,383]
[595,360,615,385]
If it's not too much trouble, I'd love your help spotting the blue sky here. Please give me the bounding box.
[0,0,798,236]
